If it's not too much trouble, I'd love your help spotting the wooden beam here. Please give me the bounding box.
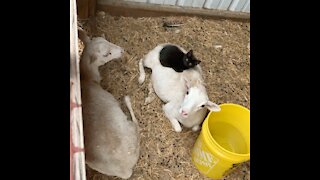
[97,0,249,22]
[77,0,97,19]
[89,0,97,17]
[77,0,89,19]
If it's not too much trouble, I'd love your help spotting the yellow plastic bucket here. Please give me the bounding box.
[191,103,250,179]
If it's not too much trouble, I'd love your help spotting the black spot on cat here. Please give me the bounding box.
[159,45,201,72]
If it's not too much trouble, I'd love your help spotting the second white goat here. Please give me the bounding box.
[138,43,221,132]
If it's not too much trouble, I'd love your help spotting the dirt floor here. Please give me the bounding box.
[78,11,250,180]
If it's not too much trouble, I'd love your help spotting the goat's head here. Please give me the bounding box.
[86,37,124,66]
[178,79,220,118]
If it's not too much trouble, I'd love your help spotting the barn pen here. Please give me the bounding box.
[71,0,250,179]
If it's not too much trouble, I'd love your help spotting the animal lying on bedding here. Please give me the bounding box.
[138,43,220,132]
[79,29,140,179]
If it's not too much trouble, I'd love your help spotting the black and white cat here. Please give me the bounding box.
[159,44,201,72]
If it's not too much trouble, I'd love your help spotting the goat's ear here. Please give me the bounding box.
[206,101,221,112]
[101,33,106,39]
[90,54,97,64]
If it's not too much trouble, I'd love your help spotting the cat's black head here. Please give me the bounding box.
[182,50,201,68]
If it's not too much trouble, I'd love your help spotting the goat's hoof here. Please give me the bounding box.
[144,97,154,105]
[174,126,182,132]
[192,125,200,132]
[138,76,145,85]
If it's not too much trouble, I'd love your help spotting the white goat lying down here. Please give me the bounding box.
[138,43,221,132]
[79,30,140,179]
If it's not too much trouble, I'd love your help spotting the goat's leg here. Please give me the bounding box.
[124,96,138,125]
[163,103,182,132]
[138,51,155,84]
[192,125,200,132]
[138,58,146,84]
[144,81,156,105]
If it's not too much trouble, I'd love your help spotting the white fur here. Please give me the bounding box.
[138,43,221,132]
[79,30,139,179]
